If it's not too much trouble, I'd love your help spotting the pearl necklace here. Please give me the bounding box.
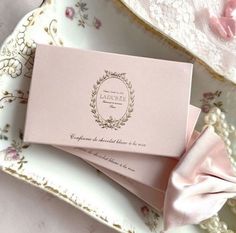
[199,107,236,233]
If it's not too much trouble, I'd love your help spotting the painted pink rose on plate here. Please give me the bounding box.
[65,2,101,30]
[65,7,75,20]
[5,147,20,161]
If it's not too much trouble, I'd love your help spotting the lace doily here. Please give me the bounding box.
[122,0,236,83]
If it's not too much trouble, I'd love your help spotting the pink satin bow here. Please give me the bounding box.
[210,0,236,40]
[163,126,236,230]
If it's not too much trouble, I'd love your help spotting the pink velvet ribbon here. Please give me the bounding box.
[210,0,236,40]
[163,126,236,230]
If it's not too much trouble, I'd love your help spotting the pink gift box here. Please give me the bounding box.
[24,44,199,210]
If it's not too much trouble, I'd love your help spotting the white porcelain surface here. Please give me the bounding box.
[0,171,118,233]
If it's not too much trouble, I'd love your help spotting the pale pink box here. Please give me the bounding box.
[56,104,200,210]
[24,44,193,158]
[24,44,198,210]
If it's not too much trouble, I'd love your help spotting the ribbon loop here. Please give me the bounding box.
[164,127,236,230]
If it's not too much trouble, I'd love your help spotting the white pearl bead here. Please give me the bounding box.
[221,122,229,130]
[213,215,220,222]
[210,220,219,228]
[224,138,231,146]
[229,156,235,163]
[229,125,235,132]
[222,129,229,138]
[220,112,226,120]
[227,148,233,156]
[210,107,221,116]
[219,222,228,231]
[204,114,217,125]
[200,223,208,229]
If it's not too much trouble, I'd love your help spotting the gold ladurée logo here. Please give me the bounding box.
[90,70,135,130]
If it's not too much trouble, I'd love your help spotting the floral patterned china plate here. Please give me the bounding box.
[1,1,236,233]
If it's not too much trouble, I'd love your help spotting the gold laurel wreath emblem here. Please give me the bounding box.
[90,70,135,130]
